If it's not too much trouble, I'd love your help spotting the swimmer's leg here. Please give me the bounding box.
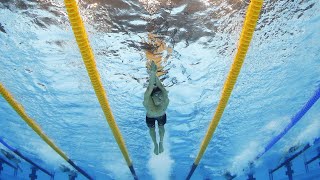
[159,125,165,153]
[149,127,158,155]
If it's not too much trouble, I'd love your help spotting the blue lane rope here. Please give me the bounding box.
[67,159,94,180]
[256,86,320,160]
[0,137,16,152]
[0,137,54,177]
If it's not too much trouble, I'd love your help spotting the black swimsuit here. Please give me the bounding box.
[146,114,167,128]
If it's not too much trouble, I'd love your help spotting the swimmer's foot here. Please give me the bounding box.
[159,141,164,154]
[154,144,159,155]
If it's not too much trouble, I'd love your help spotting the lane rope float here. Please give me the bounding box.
[186,0,264,179]
[0,83,93,179]
[63,0,137,179]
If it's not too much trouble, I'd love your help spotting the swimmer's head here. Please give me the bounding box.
[151,87,163,106]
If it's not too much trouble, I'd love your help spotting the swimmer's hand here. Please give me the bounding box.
[151,61,157,72]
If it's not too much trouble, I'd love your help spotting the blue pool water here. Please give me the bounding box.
[0,0,319,179]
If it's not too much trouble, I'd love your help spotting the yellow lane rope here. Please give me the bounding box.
[0,83,93,179]
[194,0,264,165]
[0,83,69,161]
[63,1,136,177]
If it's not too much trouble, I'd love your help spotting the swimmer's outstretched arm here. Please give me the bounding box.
[146,70,157,95]
[154,74,169,107]
[155,76,166,92]
[144,68,157,108]
[149,61,168,96]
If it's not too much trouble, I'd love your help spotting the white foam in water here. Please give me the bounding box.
[295,116,320,144]
[30,140,63,167]
[261,116,290,134]
[103,155,131,179]
[228,114,320,176]
[229,141,262,175]
[147,130,174,180]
